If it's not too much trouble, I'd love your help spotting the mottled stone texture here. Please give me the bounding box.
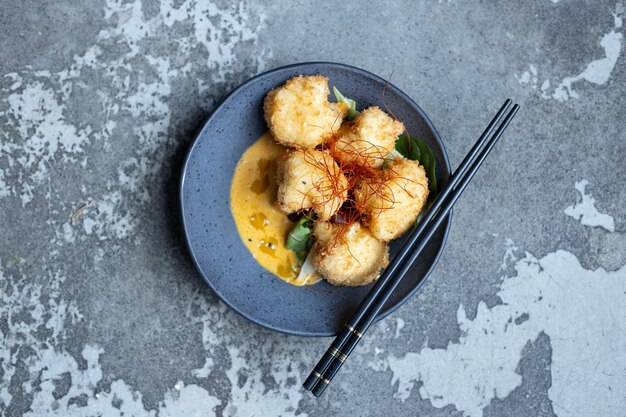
[1,1,625,416]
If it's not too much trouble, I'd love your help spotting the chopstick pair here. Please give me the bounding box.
[303,99,520,397]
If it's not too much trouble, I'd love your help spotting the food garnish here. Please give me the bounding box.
[286,216,314,262]
[395,134,438,197]
[332,86,359,120]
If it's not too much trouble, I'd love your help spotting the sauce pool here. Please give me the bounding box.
[229,132,321,286]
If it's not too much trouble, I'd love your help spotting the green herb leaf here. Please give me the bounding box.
[286,216,314,254]
[332,86,360,120]
[395,134,438,197]
[381,154,394,170]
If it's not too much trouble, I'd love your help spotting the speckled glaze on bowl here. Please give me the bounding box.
[180,62,451,337]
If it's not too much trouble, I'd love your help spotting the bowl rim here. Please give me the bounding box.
[179,61,452,337]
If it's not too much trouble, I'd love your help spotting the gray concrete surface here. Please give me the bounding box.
[1,0,625,416]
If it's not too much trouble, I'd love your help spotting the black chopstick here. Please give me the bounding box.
[303,99,513,392]
[305,101,520,397]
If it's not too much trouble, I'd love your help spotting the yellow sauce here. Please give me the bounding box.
[230,132,321,286]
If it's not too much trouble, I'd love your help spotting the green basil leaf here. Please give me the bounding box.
[332,86,360,120]
[381,154,394,170]
[395,134,438,197]
[286,216,314,253]
[395,135,411,158]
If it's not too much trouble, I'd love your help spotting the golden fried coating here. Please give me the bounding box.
[264,76,348,148]
[332,106,405,168]
[275,149,348,221]
[354,157,429,241]
[310,222,389,286]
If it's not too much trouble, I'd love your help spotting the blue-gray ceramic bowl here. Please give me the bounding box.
[180,62,451,337]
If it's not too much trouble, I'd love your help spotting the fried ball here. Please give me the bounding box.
[264,75,348,148]
[311,222,389,286]
[354,157,429,241]
[276,149,348,221]
[332,106,404,168]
